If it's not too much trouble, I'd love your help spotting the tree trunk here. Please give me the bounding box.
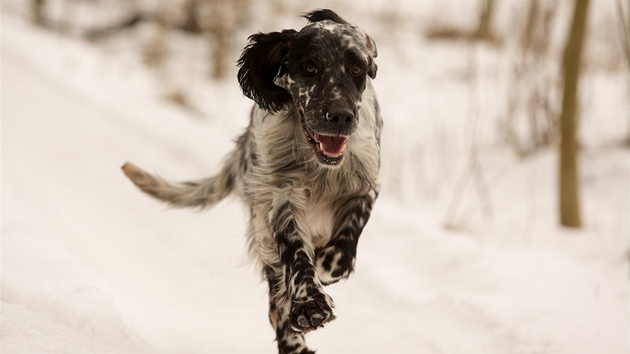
[559,0,589,228]
[32,0,46,26]
[476,0,495,40]
[181,0,203,33]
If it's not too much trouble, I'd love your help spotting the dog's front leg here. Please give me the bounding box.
[270,199,335,334]
[316,191,377,285]
[264,266,314,354]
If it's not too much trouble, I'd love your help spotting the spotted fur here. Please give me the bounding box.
[122,9,381,354]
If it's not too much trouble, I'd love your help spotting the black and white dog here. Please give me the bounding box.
[122,9,381,354]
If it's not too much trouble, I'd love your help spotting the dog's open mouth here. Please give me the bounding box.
[304,127,348,166]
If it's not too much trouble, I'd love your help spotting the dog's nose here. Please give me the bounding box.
[326,107,355,125]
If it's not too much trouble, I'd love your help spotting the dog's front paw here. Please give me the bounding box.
[290,295,335,333]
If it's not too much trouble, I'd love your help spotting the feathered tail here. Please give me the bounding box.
[121,158,236,209]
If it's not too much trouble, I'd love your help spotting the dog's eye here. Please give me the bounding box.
[304,64,318,76]
[350,65,363,76]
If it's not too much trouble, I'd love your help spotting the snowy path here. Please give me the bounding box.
[2,21,268,353]
[2,14,628,354]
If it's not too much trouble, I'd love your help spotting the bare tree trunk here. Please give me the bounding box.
[559,0,589,228]
[181,0,203,33]
[202,0,249,79]
[32,0,46,26]
[476,0,495,40]
[616,0,630,68]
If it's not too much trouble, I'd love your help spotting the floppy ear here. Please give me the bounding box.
[363,32,378,79]
[237,30,297,112]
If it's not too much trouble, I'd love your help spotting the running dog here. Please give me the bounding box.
[122,9,381,353]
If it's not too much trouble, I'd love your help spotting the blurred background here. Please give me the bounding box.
[5,0,628,229]
[2,0,629,353]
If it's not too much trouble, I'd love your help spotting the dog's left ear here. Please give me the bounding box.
[363,31,378,79]
[237,29,297,112]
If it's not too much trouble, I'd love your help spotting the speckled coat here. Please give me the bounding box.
[122,9,382,354]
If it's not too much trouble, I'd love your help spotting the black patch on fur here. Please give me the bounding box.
[237,30,297,112]
[303,9,350,25]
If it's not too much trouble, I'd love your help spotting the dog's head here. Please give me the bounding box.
[237,9,378,166]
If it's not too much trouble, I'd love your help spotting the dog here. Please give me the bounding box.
[122,9,381,354]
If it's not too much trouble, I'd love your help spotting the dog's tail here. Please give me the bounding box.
[121,157,237,210]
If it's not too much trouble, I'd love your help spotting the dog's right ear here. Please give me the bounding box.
[237,30,297,113]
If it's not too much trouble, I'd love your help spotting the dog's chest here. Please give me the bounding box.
[304,198,335,248]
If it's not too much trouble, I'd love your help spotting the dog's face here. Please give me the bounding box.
[237,9,378,167]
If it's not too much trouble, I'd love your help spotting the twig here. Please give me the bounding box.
[616,0,630,68]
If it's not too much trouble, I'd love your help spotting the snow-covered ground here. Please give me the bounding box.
[2,2,628,353]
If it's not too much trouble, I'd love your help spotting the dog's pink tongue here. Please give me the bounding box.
[314,133,347,156]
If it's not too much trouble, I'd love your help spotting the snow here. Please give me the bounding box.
[2,3,628,354]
